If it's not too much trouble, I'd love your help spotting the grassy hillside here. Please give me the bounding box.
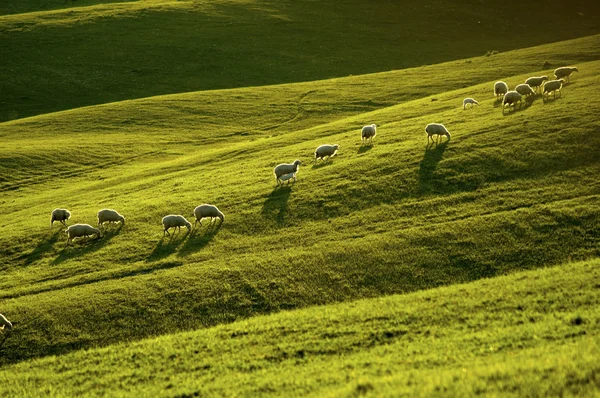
[1,0,600,121]
[0,35,599,365]
[1,258,598,396]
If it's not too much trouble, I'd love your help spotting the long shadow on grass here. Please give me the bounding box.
[262,185,292,225]
[146,230,190,262]
[357,145,373,154]
[177,224,221,257]
[417,141,448,194]
[19,229,63,265]
[51,224,123,265]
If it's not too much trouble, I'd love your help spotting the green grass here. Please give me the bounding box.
[0,34,599,367]
[1,258,598,396]
[1,0,600,121]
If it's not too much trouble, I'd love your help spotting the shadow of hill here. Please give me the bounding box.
[52,224,123,265]
[177,224,221,257]
[418,141,448,194]
[261,186,292,225]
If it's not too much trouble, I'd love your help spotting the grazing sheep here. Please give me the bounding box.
[554,66,578,82]
[279,172,296,184]
[502,91,523,111]
[97,209,125,227]
[425,123,451,145]
[515,83,535,97]
[543,79,565,99]
[525,76,548,92]
[361,124,377,144]
[314,144,339,162]
[274,160,301,186]
[65,224,101,246]
[162,215,192,236]
[50,208,71,227]
[193,204,224,227]
[0,314,12,331]
[494,81,509,98]
[463,98,479,109]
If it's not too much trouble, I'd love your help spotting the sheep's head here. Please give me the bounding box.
[541,76,548,81]
[572,67,579,72]
[65,210,71,219]
[333,144,339,150]
[119,216,126,225]
[293,160,302,167]
[218,212,225,222]
[185,221,192,231]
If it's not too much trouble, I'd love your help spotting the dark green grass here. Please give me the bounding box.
[0,0,133,15]
[0,35,599,365]
[1,0,600,121]
[0,258,598,396]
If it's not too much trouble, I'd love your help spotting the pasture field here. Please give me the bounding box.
[1,0,600,121]
[0,259,598,396]
[1,33,599,368]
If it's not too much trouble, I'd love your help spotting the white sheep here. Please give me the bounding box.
[525,76,548,92]
[50,208,71,227]
[554,66,578,83]
[314,144,339,162]
[162,215,192,236]
[494,81,509,98]
[543,79,565,99]
[279,172,296,184]
[97,209,125,227]
[515,83,535,97]
[361,124,377,144]
[193,204,224,227]
[65,223,101,246]
[425,123,451,145]
[463,98,479,109]
[274,160,301,186]
[0,313,12,331]
[502,91,523,111]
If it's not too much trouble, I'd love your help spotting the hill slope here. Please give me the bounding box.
[1,258,598,396]
[0,35,599,365]
[1,0,600,121]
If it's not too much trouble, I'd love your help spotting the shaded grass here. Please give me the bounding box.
[0,258,598,396]
[1,0,600,121]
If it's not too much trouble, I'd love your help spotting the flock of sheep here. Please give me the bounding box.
[0,66,579,335]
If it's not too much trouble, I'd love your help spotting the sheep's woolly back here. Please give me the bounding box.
[554,66,578,79]
[543,79,564,93]
[162,215,192,230]
[361,124,377,138]
[0,313,12,330]
[502,91,522,106]
[494,81,509,96]
[315,144,340,159]
[425,123,450,137]
[97,209,125,225]
[66,224,101,239]
[194,204,225,222]
[525,76,548,88]
[515,84,535,96]
[274,160,302,178]
[462,98,479,109]
[51,208,71,224]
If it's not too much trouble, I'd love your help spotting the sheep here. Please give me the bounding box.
[162,215,192,236]
[361,124,377,144]
[0,314,12,331]
[425,123,451,145]
[50,208,71,227]
[314,144,339,162]
[193,204,224,227]
[274,160,301,186]
[463,98,479,109]
[279,172,296,184]
[554,66,578,83]
[97,209,125,227]
[515,83,535,97]
[502,91,523,111]
[494,81,509,98]
[65,223,101,246]
[525,76,548,92]
[543,79,565,99]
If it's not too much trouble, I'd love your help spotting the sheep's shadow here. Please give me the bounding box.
[19,229,62,266]
[52,225,123,265]
[261,185,292,225]
[357,145,373,154]
[312,159,335,169]
[418,141,448,194]
[492,97,503,108]
[177,224,221,257]
[542,94,563,104]
[147,230,190,262]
